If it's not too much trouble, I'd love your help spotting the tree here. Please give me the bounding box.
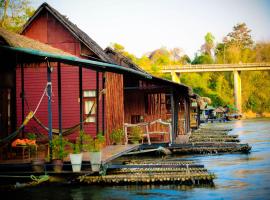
[226,23,253,49]
[0,0,35,32]
[217,23,254,64]
[201,32,215,56]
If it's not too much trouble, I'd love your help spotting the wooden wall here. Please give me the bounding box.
[18,9,104,139]
[105,72,124,144]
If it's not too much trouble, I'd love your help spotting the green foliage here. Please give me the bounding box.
[130,126,143,144]
[111,22,270,114]
[110,128,124,145]
[192,53,214,64]
[0,0,35,32]
[26,132,36,140]
[81,131,105,152]
[51,135,71,160]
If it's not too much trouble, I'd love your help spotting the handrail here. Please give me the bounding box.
[124,119,172,145]
[162,62,270,71]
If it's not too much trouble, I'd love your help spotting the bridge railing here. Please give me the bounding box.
[162,62,270,71]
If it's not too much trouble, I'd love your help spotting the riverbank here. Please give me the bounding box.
[243,111,270,118]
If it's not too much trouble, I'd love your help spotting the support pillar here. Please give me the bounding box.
[47,62,53,162]
[57,62,63,159]
[96,71,99,134]
[233,70,242,113]
[21,63,24,137]
[170,89,179,144]
[79,66,83,148]
[171,71,181,83]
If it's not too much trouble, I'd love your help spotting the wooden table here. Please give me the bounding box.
[12,145,37,160]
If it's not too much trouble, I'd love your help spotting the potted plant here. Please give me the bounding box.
[130,126,143,144]
[25,133,44,172]
[51,135,71,172]
[110,128,124,145]
[69,134,83,172]
[83,132,105,172]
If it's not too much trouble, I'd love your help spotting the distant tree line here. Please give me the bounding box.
[112,23,270,114]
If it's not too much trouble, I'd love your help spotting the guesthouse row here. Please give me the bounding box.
[0,3,201,160]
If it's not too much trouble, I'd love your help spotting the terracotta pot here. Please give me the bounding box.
[52,159,63,173]
[31,159,45,173]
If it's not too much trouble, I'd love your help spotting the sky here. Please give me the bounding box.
[34,0,270,59]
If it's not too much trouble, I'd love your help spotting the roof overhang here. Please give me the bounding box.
[0,45,152,79]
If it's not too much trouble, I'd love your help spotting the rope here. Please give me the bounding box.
[33,84,48,115]
[0,83,49,146]
[30,174,49,183]
[31,89,105,136]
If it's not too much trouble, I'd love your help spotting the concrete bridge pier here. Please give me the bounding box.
[233,70,242,113]
[171,71,181,83]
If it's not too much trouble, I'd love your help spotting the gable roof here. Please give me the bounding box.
[0,27,151,78]
[0,27,72,56]
[22,2,114,63]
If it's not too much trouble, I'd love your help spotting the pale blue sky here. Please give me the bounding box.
[34,0,270,59]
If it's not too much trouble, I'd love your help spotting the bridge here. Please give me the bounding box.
[161,62,270,113]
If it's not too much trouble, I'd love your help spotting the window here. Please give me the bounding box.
[83,90,96,123]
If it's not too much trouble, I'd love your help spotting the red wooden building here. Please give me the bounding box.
[17,2,131,142]
[0,2,194,158]
[0,26,148,160]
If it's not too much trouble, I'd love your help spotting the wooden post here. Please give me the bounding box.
[170,89,178,144]
[57,62,63,159]
[233,70,242,113]
[21,63,24,137]
[47,62,53,161]
[197,104,200,128]
[185,96,191,133]
[79,66,83,146]
[96,71,99,134]
[102,72,105,135]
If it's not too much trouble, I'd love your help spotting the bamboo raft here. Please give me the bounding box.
[189,137,240,143]
[78,159,215,185]
[170,143,251,154]
[78,172,214,185]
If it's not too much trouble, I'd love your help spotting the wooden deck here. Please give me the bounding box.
[0,144,140,165]
[79,144,140,164]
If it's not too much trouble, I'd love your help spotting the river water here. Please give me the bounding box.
[4,118,270,200]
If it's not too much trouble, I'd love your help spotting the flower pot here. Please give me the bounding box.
[52,159,63,173]
[70,153,82,172]
[89,151,101,172]
[31,159,45,173]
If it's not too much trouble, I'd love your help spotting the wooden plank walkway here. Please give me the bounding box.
[0,144,140,165]
[80,144,140,164]
[101,144,140,164]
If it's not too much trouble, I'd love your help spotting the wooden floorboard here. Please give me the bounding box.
[0,144,140,165]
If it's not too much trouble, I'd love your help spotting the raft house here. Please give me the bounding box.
[0,3,197,173]
[0,3,250,187]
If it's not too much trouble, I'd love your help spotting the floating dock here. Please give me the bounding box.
[78,160,215,185]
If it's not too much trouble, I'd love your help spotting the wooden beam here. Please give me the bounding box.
[102,72,105,135]
[47,62,53,161]
[20,63,24,137]
[57,62,63,159]
[79,66,83,146]
[96,71,99,134]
